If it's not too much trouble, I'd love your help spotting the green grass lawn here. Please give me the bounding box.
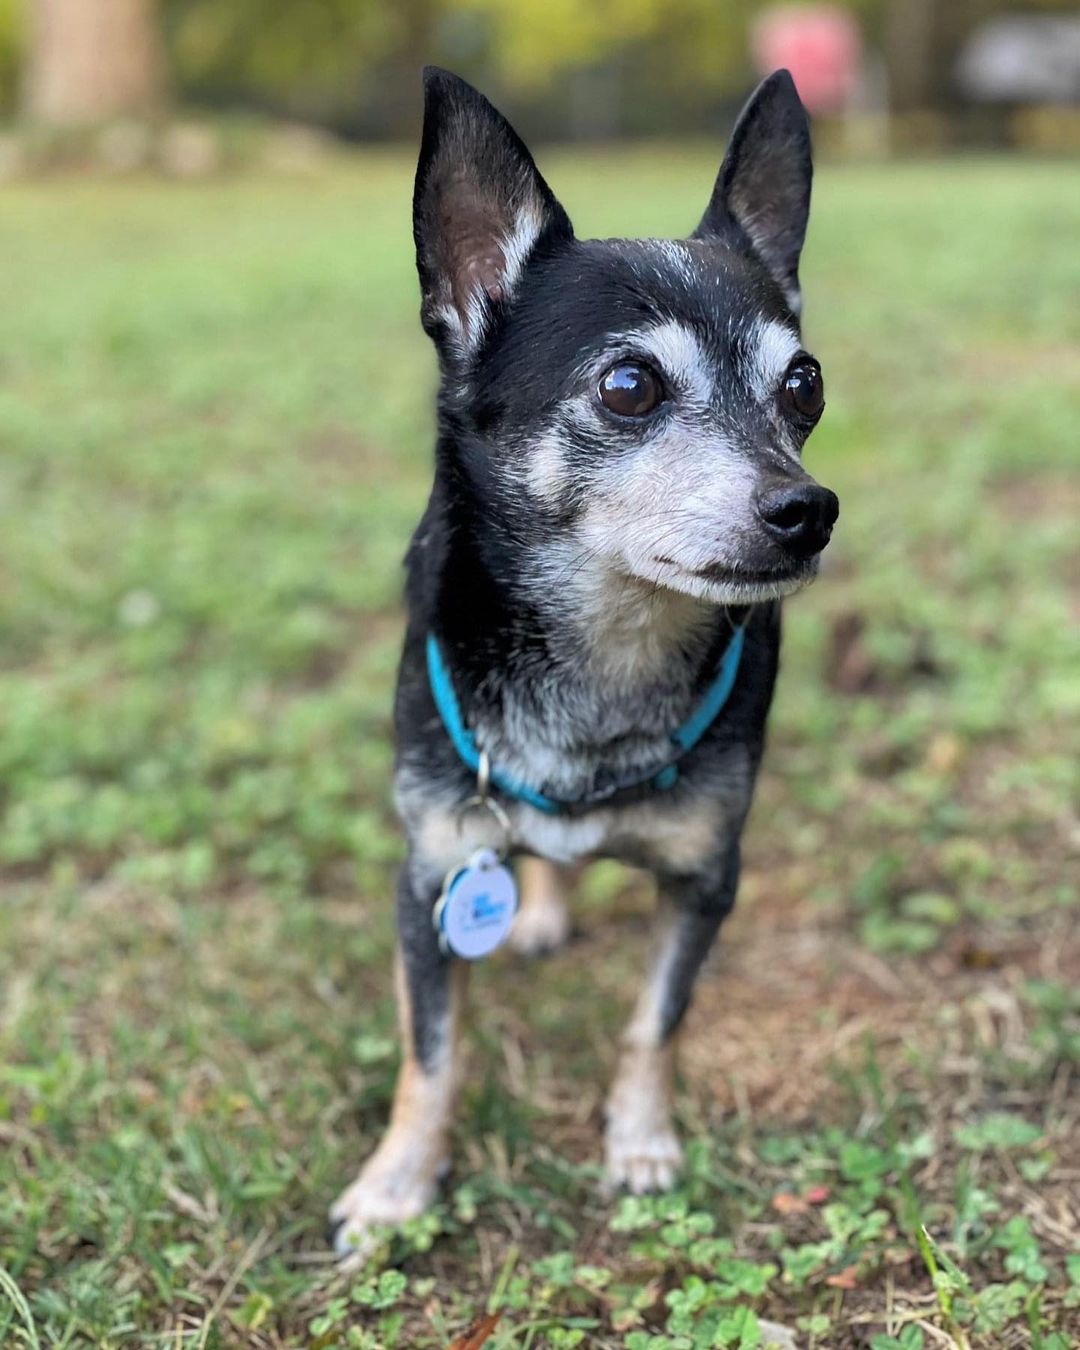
[1,150,1078,1349]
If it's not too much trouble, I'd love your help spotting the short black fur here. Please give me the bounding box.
[395,63,832,1062]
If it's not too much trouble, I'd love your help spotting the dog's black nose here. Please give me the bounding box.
[756,482,839,558]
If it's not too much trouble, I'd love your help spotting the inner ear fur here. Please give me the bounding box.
[413,67,573,349]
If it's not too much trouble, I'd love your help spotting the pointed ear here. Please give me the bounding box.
[694,69,812,312]
[413,67,573,354]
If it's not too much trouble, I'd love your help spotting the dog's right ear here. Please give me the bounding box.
[693,70,812,314]
[413,67,573,356]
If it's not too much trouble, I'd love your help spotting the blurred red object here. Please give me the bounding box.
[752,6,862,114]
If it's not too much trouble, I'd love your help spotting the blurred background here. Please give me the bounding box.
[1,3,1079,1348]
[2,0,1080,168]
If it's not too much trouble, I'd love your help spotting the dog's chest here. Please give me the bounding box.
[472,664,701,803]
[510,798,723,869]
[407,740,750,878]
[400,615,758,876]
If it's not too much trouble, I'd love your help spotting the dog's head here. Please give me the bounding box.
[413,67,837,605]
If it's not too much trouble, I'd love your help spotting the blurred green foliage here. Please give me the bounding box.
[2,0,1078,132]
[0,0,18,114]
[162,0,397,121]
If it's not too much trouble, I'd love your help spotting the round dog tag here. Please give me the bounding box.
[434,848,518,960]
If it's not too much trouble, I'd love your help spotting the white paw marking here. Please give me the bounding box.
[604,1117,683,1194]
[509,892,571,955]
[329,1152,444,1257]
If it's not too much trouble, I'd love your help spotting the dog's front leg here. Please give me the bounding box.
[605,842,740,1193]
[509,855,574,955]
[330,859,466,1254]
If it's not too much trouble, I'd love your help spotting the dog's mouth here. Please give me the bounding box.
[693,559,816,589]
[652,554,817,601]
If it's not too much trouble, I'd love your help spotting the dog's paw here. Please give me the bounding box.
[328,1157,442,1258]
[604,1120,683,1194]
[508,891,571,956]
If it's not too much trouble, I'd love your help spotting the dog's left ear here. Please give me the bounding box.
[694,70,812,313]
[414,67,573,354]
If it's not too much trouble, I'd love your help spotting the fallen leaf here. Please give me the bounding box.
[772,1191,808,1215]
[824,1264,859,1289]
[447,1312,501,1350]
[957,942,1002,970]
[924,731,962,774]
[825,612,878,693]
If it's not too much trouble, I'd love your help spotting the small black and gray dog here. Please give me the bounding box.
[331,66,837,1251]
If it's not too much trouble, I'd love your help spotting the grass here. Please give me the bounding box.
[0,148,1078,1348]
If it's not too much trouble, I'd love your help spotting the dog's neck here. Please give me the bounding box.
[526,554,721,688]
[427,485,736,791]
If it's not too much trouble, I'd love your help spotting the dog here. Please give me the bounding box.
[330,65,837,1252]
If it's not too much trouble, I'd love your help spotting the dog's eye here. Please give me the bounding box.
[597,363,663,418]
[781,359,824,422]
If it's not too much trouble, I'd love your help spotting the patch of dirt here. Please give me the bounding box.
[824,610,942,696]
[956,341,1080,388]
[990,470,1080,521]
[684,862,1080,1126]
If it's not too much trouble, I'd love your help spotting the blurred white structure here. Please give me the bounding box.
[957,16,1080,103]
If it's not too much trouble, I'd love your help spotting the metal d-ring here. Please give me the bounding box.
[455,752,512,855]
[475,748,491,801]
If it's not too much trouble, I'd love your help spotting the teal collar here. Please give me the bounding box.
[425,622,746,817]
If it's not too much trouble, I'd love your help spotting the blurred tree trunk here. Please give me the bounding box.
[378,0,438,134]
[882,0,994,114]
[23,0,169,125]
[882,0,937,112]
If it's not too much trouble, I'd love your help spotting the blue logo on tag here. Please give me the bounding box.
[435,849,518,959]
[470,890,505,924]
